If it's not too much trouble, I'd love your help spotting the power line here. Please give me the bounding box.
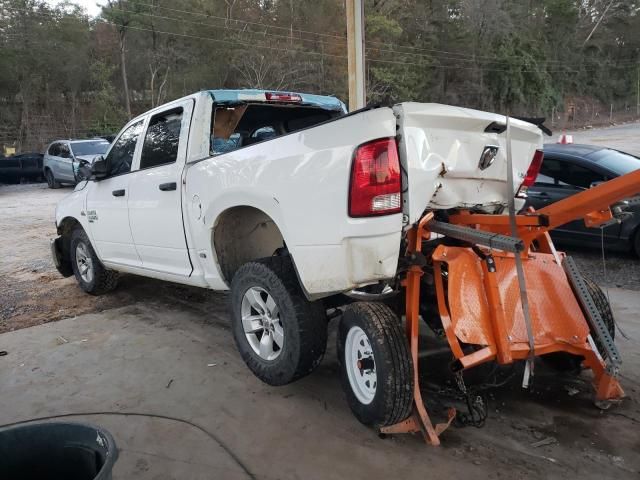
[103,4,346,49]
[120,0,348,40]
[88,4,640,70]
[5,0,640,70]
[117,0,631,67]
[4,5,639,74]
[113,2,625,68]
[3,5,348,60]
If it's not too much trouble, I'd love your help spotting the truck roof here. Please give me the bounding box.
[207,89,347,112]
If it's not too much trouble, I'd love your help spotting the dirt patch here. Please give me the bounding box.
[0,183,226,333]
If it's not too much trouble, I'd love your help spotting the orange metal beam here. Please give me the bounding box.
[537,168,640,230]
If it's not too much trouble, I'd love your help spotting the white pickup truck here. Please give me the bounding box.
[52,89,543,426]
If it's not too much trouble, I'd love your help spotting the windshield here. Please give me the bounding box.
[591,149,640,176]
[70,140,110,157]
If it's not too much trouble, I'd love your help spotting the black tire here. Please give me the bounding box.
[229,257,327,386]
[543,276,615,371]
[70,228,119,295]
[337,302,413,428]
[45,169,60,189]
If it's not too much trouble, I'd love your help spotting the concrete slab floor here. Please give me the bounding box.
[1,290,639,479]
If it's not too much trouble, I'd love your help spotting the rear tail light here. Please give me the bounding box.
[265,92,302,103]
[516,149,544,198]
[349,138,402,217]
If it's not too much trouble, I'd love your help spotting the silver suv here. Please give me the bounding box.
[43,139,110,188]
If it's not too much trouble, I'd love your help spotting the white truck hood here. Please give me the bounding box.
[394,102,543,224]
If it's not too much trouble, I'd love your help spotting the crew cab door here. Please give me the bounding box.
[86,120,145,266]
[127,101,193,276]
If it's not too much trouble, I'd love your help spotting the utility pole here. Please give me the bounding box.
[346,0,366,111]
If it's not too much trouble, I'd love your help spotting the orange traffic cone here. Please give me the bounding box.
[558,134,574,144]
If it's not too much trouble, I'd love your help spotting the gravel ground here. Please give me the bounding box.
[566,247,640,291]
[565,122,640,157]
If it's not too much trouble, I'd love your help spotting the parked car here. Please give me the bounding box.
[525,144,640,255]
[0,152,44,183]
[43,138,111,188]
[51,89,543,425]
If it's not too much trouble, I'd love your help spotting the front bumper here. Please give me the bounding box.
[50,236,73,277]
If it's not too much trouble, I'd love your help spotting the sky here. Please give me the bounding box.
[45,0,103,17]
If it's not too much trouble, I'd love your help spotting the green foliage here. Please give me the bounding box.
[487,36,559,114]
[0,0,639,151]
[87,59,127,134]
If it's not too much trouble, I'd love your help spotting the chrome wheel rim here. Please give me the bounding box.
[75,242,94,284]
[345,326,377,405]
[241,287,283,361]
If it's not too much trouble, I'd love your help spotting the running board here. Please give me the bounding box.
[428,220,524,253]
[562,256,621,375]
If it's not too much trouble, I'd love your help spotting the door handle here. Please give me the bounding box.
[159,182,177,191]
[112,189,125,197]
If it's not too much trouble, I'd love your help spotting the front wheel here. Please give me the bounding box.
[338,302,413,427]
[70,228,119,295]
[230,257,327,386]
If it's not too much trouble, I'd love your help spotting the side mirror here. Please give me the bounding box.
[90,156,108,180]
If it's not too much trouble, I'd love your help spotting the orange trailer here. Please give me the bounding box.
[374,167,639,445]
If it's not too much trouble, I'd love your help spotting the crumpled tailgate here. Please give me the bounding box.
[394,102,543,223]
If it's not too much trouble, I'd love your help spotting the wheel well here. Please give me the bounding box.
[57,217,82,260]
[213,206,286,283]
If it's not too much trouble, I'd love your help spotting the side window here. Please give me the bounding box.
[48,143,60,156]
[537,158,605,189]
[567,164,606,188]
[140,107,183,169]
[105,120,144,176]
[535,158,565,186]
[59,144,71,159]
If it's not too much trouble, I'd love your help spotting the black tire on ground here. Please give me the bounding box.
[543,276,615,371]
[337,302,413,428]
[69,227,119,295]
[229,257,327,386]
[45,169,60,189]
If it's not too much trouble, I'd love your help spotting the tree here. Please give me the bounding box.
[102,0,144,118]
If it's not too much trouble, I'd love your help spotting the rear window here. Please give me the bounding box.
[590,149,640,176]
[70,141,110,157]
[210,104,342,156]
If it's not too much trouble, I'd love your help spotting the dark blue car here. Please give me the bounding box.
[525,144,640,255]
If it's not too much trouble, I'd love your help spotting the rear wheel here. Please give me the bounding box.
[338,302,413,427]
[70,228,119,295]
[45,169,60,189]
[230,257,327,386]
